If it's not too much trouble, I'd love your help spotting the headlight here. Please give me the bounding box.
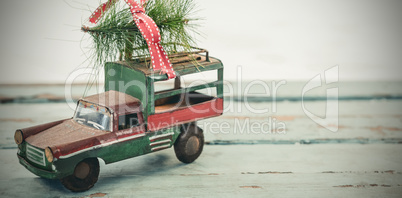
[45,147,54,163]
[14,130,23,145]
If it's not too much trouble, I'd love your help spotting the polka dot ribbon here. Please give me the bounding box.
[89,0,176,79]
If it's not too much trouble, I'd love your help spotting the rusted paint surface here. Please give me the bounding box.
[45,124,146,160]
[81,90,141,116]
[147,97,223,131]
[25,119,109,149]
[19,119,67,139]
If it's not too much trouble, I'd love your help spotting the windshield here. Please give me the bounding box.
[73,101,112,131]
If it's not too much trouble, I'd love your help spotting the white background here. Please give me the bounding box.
[0,0,401,84]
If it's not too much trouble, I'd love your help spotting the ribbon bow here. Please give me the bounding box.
[89,0,176,79]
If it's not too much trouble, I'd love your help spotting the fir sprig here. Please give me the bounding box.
[83,0,201,68]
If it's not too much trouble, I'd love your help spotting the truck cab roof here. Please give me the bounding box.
[80,90,141,115]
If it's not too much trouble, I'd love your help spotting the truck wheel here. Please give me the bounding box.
[174,124,204,163]
[61,158,100,192]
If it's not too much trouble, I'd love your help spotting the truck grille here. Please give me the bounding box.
[26,144,46,166]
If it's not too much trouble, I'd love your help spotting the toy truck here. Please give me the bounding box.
[14,51,223,192]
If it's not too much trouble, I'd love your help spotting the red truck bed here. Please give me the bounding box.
[147,92,223,131]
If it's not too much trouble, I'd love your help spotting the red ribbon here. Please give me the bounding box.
[89,0,176,79]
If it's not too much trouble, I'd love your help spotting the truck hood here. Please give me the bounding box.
[25,119,108,149]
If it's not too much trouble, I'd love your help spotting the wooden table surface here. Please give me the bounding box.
[0,82,401,197]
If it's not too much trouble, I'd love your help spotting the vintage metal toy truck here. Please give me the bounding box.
[14,52,223,192]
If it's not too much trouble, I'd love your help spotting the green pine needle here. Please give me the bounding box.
[84,0,201,68]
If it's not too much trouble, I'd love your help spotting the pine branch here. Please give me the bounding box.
[83,0,201,68]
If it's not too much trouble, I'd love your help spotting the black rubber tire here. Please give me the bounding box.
[174,123,204,164]
[61,158,100,192]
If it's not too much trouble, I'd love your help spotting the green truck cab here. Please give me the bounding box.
[14,54,223,192]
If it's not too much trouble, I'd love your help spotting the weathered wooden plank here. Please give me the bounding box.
[0,144,401,197]
[1,100,401,149]
[0,83,401,196]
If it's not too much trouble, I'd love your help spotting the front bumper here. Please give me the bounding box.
[18,154,60,179]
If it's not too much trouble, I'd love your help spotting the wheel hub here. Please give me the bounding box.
[74,162,90,179]
[185,136,200,155]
